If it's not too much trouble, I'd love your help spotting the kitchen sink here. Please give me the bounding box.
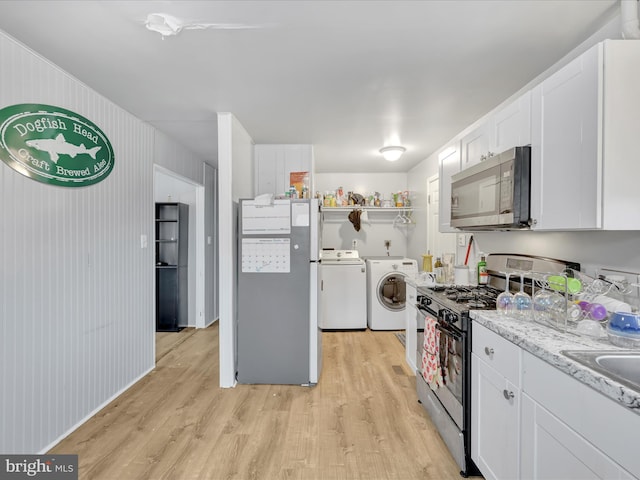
[560,350,640,392]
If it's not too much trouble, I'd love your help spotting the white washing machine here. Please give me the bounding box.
[320,250,367,329]
[366,257,418,330]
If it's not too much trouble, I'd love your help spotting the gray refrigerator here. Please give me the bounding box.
[236,198,322,385]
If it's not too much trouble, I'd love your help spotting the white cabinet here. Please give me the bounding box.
[461,122,491,168]
[530,40,640,230]
[521,351,640,479]
[521,394,635,480]
[491,91,531,154]
[405,283,417,373]
[461,91,531,168]
[471,323,521,480]
[438,141,461,233]
[470,320,640,480]
[254,144,314,197]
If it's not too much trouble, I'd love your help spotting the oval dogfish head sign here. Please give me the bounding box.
[0,103,114,187]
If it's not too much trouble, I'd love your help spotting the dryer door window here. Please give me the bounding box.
[377,273,406,311]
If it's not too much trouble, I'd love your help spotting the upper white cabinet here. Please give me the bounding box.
[530,40,640,230]
[438,141,461,233]
[254,144,314,197]
[491,91,531,154]
[461,91,531,168]
[461,122,491,168]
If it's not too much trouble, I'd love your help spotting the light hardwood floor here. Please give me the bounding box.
[50,324,465,479]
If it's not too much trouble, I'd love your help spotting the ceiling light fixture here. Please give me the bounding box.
[145,13,184,37]
[144,12,268,38]
[379,146,406,162]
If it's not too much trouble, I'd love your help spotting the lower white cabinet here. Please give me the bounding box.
[471,322,639,480]
[471,353,520,480]
[521,351,639,479]
[521,394,634,480]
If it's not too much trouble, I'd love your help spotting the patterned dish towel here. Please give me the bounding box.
[421,316,443,389]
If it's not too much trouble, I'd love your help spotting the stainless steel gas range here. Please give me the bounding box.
[414,254,579,478]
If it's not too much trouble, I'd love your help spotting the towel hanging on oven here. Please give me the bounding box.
[421,316,443,389]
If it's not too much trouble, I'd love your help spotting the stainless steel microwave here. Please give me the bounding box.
[450,146,531,230]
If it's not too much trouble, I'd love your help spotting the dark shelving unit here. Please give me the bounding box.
[155,202,188,332]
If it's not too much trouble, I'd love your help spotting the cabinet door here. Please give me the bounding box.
[461,122,491,168]
[530,44,600,230]
[491,91,531,154]
[471,353,520,480]
[438,142,461,233]
[521,394,632,479]
[601,40,640,230]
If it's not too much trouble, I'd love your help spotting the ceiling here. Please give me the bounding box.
[0,1,619,173]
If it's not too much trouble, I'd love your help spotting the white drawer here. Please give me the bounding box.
[472,322,521,386]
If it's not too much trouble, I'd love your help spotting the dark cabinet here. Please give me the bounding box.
[155,202,188,332]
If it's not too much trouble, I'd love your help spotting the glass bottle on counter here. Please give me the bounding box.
[477,255,488,285]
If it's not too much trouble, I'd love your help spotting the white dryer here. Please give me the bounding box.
[320,250,367,329]
[365,257,418,330]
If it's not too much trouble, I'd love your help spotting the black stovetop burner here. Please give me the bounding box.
[427,285,502,311]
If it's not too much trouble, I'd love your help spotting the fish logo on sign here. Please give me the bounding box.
[0,103,114,187]
[26,133,102,163]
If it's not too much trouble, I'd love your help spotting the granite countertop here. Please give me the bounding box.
[471,311,640,415]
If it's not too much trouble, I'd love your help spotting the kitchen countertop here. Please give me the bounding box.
[405,276,435,288]
[471,311,640,415]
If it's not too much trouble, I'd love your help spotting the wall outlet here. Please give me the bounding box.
[457,234,466,247]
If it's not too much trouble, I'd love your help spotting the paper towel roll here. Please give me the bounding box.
[454,265,470,285]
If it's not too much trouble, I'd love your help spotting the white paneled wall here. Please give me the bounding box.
[154,130,206,185]
[0,31,154,453]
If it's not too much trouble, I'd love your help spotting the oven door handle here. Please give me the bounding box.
[435,322,463,341]
[417,305,439,318]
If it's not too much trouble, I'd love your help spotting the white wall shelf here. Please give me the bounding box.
[321,206,415,226]
[321,206,412,212]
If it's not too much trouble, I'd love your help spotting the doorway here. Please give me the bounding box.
[153,166,204,331]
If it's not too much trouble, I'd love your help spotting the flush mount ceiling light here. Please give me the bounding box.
[379,146,406,162]
[144,12,268,38]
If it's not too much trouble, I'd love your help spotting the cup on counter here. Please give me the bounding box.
[454,265,470,285]
[443,253,455,284]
